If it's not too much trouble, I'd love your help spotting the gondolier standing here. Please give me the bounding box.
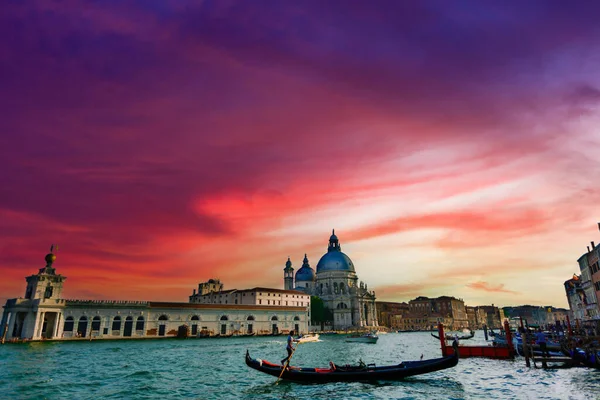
[281,330,299,365]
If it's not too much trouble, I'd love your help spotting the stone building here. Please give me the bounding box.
[284,231,378,330]
[375,301,409,329]
[1,250,309,341]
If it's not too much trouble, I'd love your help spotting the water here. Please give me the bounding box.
[0,331,598,399]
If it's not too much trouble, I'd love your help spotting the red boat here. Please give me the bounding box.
[437,322,515,360]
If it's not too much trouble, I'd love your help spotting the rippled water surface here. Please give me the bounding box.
[1,331,598,399]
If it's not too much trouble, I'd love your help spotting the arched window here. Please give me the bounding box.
[91,316,101,331]
[112,316,121,331]
[334,282,339,294]
[135,316,144,331]
[271,316,278,321]
[294,316,300,321]
[340,282,346,294]
[220,315,228,321]
[64,316,74,332]
[247,316,255,321]
[191,315,200,321]
[158,315,168,321]
[77,316,88,337]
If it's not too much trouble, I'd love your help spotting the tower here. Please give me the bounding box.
[283,257,294,290]
[24,245,66,301]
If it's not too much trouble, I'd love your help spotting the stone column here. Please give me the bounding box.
[52,313,60,339]
[7,312,17,340]
[32,311,43,340]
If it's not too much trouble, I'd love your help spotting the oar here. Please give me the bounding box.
[275,342,300,384]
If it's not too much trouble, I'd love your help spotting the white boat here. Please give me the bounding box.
[297,334,320,343]
[345,332,378,344]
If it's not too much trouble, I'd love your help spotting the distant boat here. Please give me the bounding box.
[345,332,378,344]
[431,329,475,341]
[297,334,320,343]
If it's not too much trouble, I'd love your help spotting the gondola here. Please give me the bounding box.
[431,329,474,341]
[244,344,459,383]
[566,348,600,369]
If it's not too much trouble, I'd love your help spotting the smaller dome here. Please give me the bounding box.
[295,266,315,282]
[285,257,292,269]
[295,254,315,282]
[45,253,56,264]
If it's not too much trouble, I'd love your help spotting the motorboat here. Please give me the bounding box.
[345,332,378,344]
[297,334,320,343]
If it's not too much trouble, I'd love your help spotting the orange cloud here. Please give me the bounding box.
[466,281,518,294]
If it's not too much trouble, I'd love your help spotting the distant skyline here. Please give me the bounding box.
[2,1,600,308]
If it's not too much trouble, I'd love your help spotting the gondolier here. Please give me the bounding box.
[281,330,299,365]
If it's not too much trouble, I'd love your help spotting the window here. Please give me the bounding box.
[220,315,228,321]
[92,316,101,331]
[136,316,144,331]
[64,316,74,332]
[271,316,278,321]
[112,316,121,331]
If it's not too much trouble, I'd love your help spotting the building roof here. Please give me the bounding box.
[148,302,307,311]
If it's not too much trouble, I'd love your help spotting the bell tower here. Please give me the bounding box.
[24,245,66,301]
[283,257,294,290]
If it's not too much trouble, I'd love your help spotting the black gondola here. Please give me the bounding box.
[244,345,459,383]
[431,329,475,341]
[567,348,600,369]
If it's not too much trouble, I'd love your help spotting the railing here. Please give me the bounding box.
[64,299,149,306]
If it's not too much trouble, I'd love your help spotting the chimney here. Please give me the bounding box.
[588,246,591,253]
[592,241,596,250]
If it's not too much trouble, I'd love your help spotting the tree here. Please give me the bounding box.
[310,296,333,330]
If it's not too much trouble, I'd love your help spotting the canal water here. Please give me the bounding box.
[0,331,598,399]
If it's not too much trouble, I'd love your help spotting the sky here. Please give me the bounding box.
[1,0,600,309]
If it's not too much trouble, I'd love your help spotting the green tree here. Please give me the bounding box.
[310,296,333,329]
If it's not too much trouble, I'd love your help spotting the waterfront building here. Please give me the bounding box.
[189,283,310,308]
[503,305,569,327]
[466,306,478,329]
[587,241,600,317]
[399,296,468,331]
[1,250,309,341]
[577,246,600,320]
[476,305,502,329]
[375,301,409,329]
[283,231,378,330]
[565,274,586,322]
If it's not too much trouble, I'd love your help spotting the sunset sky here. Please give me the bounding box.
[1,1,600,309]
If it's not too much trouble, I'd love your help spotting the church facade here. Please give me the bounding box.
[284,231,378,330]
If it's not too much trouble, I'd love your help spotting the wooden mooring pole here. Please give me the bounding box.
[520,317,530,367]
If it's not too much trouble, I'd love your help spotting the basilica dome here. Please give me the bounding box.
[295,254,316,282]
[315,230,356,273]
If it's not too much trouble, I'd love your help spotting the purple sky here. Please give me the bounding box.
[1,1,600,308]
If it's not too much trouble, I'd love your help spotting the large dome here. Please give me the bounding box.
[316,251,355,273]
[315,230,356,273]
